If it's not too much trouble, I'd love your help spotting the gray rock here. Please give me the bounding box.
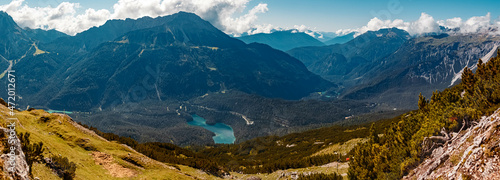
[0,127,30,180]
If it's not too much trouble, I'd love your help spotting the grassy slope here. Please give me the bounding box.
[0,105,219,180]
[311,138,369,157]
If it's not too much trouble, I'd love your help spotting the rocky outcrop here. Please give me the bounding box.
[404,108,500,179]
[0,127,30,180]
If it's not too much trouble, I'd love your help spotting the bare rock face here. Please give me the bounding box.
[404,109,500,179]
[0,127,30,180]
[246,176,262,180]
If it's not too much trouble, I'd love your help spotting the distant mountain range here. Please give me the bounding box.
[288,28,411,78]
[236,30,325,51]
[288,28,500,108]
[323,32,355,45]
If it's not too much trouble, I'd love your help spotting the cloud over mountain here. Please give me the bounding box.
[437,13,494,34]
[0,0,269,36]
[337,12,499,37]
[1,0,498,38]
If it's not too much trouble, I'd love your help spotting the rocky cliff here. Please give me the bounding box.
[404,108,500,179]
[0,127,29,180]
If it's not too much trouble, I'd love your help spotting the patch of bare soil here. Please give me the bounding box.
[91,151,137,178]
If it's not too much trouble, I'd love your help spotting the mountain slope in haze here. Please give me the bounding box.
[45,13,200,52]
[236,30,326,51]
[0,11,33,60]
[289,27,500,109]
[0,11,75,98]
[288,28,411,86]
[24,28,69,44]
[342,34,500,108]
[323,32,355,45]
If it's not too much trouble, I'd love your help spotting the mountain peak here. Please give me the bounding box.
[0,11,33,59]
[68,11,243,50]
[0,11,22,33]
[171,11,200,18]
[115,13,244,48]
[362,27,410,38]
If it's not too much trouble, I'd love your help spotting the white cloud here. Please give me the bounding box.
[438,13,493,34]
[0,0,270,36]
[0,0,110,35]
[245,23,274,35]
[292,24,318,37]
[338,12,498,37]
[407,12,440,35]
[220,2,269,35]
[438,17,462,29]
[294,25,309,32]
[1,0,498,38]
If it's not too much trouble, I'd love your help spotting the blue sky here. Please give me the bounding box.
[0,0,498,35]
[246,0,500,31]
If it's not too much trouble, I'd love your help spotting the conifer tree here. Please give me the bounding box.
[369,123,379,144]
[476,59,485,78]
[461,67,475,94]
[418,93,428,111]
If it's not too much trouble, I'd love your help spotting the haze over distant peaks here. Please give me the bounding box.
[236,30,325,51]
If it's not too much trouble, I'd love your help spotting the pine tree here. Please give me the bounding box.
[476,59,485,78]
[461,67,475,94]
[369,123,379,144]
[418,93,428,111]
[19,132,44,176]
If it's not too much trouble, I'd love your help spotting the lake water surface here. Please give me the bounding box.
[187,114,236,144]
[47,110,73,114]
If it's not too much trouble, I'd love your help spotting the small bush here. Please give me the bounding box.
[75,138,97,151]
[19,132,44,176]
[39,116,50,123]
[50,156,77,180]
[122,156,143,168]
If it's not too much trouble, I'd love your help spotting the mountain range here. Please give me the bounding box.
[323,32,355,45]
[6,12,332,111]
[236,30,325,51]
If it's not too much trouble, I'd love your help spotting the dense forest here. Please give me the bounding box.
[196,116,398,174]
[348,50,500,179]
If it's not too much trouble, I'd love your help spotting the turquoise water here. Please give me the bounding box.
[47,110,73,114]
[187,114,236,144]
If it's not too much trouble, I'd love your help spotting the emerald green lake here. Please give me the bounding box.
[47,110,73,114]
[187,114,236,144]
